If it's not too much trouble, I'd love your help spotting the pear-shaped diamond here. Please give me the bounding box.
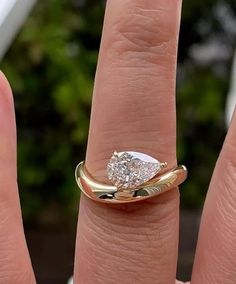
[107,151,162,189]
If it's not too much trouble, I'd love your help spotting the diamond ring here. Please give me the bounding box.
[75,151,187,204]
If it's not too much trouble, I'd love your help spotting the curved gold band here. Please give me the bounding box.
[75,162,188,204]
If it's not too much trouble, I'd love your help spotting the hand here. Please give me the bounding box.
[1,1,236,283]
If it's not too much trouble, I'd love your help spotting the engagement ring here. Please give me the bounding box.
[75,151,187,204]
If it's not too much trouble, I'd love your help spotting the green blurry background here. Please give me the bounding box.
[1,0,236,283]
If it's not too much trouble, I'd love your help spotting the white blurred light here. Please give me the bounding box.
[67,276,73,284]
[189,41,232,65]
[0,0,17,26]
[0,0,36,60]
[226,50,236,126]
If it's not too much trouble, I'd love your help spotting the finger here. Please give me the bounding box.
[86,0,180,175]
[191,108,236,283]
[74,1,182,283]
[0,72,35,283]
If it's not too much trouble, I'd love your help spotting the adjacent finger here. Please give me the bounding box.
[0,72,35,283]
[191,108,236,283]
[74,1,182,283]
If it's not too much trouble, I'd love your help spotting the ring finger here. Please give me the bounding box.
[74,1,183,283]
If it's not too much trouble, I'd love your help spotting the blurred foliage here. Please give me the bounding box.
[1,0,236,223]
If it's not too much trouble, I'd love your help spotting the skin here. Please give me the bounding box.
[0,0,236,283]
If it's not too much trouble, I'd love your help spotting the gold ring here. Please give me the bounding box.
[75,151,187,204]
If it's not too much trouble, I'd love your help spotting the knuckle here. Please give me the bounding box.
[0,268,35,284]
[107,5,177,62]
[0,239,35,284]
[0,203,34,283]
[215,143,236,222]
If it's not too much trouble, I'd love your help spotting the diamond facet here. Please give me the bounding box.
[107,151,162,189]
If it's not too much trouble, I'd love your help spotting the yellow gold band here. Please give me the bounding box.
[75,161,187,204]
